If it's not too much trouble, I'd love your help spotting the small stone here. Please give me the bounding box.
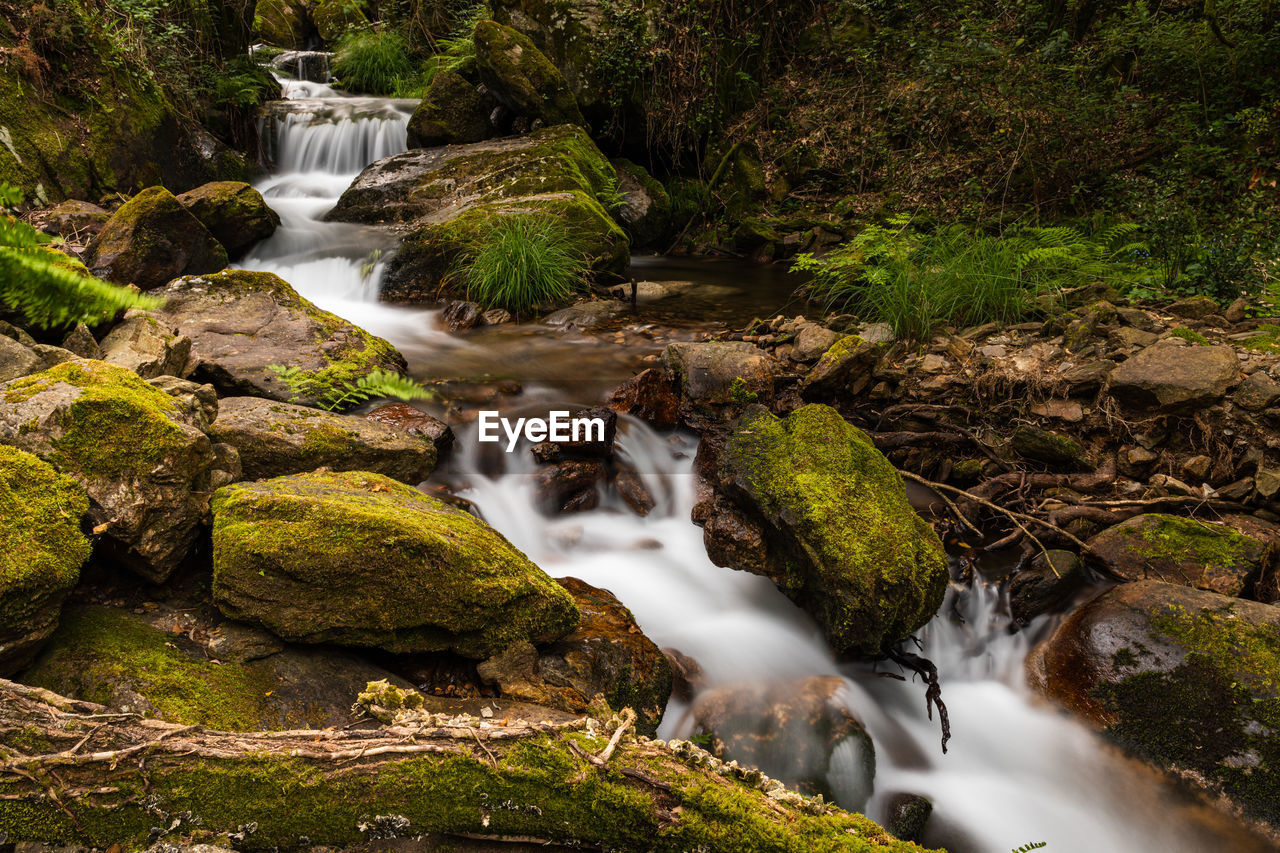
[1165,295,1218,320]
[1108,326,1159,349]
[1030,399,1084,422]
[1225,297,1251,324]
[978,344,1007,358]
[1181,455,1212,481]
[1233,371,1280,411]
[441,300,483,332]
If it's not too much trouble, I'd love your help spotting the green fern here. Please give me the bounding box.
[0,183,161,329]
[268,365,435,412]
[1012,843,1047,853]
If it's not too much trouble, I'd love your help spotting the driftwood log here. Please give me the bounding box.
[0,679,924,852]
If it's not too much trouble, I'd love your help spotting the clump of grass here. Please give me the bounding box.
[451,216,590,316]
[333,29,414,95]
[1168,326,1208,345]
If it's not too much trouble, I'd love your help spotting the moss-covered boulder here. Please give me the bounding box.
[254,0,314,48]
[476,577,672,736]
[1031,581,1280,833]
[312,0,369,42]
[474,20,585,128]
[330,125,628,301]
[209,396,437,482]
[176,181,281,259]
[212,471,580,657]
[406,70,498,148]
[710,404,949,654]
[21,604,416,731]
[801,335,882,399]
[0,446,89,676]
[84,187,228,290]
[1086,513,1272,599]
[144,269,407,402]
[0,359,231,582]
[613,158,672,248]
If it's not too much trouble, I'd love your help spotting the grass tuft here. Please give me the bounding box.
[332,29,414,95]
[451,215,590,316]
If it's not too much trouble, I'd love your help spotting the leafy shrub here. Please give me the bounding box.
[451,215,589,316]
[0,183,160,329]
[333,29,415,95]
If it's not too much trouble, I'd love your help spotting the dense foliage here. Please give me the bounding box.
[451,215,590,316]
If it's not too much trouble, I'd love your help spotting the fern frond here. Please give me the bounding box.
[1012,842,1048,853]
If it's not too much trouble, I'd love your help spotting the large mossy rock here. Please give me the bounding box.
[330,125,628,302]
[84,187,228,290]
[0,446,90,676]
[0,359,230,582]
[312,0,369,42]
[475,577,673,736]
[211,471,581,658]
[21,604,415,731]
[144,269,407,402]
[254,0,313,48]
[1031,580,1280,832]
[473,20,585,128]
[406,70,498,148]
[176,181,281,259]
[209,396,437,483]
[1086,513,1274,599]
[711,404,949,654]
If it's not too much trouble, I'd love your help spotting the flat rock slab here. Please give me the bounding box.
[1108,343,1239,411]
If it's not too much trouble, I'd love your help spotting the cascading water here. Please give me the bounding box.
[238,80,1268,853]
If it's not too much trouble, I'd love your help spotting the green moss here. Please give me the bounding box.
[1132,514,1257,569]
[312,0,368,42]
[0,445,89,594]
[729,376,759,404]
[255,0,311,48]
[718,404,948,654]
[473,20,585,127]
[1240,324,1280,353]
[1168,326,1208,345]
[407,70,493,147]
[21,606,282,731]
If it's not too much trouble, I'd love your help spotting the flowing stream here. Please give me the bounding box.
[238,73,1269,853]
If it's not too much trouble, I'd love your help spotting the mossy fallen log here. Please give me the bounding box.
[0,678,928,852]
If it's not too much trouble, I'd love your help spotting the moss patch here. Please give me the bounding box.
[1133,514,1258,568]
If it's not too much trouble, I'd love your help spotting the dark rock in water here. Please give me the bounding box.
[476,577,673,736]
[1030,580,1280,833]
[209,396,438,483]
[607,367,681,428]
[1010,425,1087,467]
[1008,549,1085,625]
[534,458,607,514]
[442,299,484,332]
[365,403,455,452]
[612,158,672,248]
[0,359,231,582]
[661,341,780,430]
[1085,513,1274,599]
[1108,342,1239,411]
[269,50,332,83]
[212,470,580,658]
[143,269,407,403]
[663,647,706,701]
[176,181,280,259]
[0,446,89,676]
[615,467,656,516]
[693,676,875,806]
[695,489,769,575]
[883,792,933,844]
[407,70,498,147]
[707,404,949,655]
[473,21,585,128]
[84,187,228,290]
[481,307,514,326]
[553,405,616,458]
[37,200,110,240]
[542,299,628,330]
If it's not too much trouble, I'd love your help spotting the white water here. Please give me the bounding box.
[237,82,1266,853]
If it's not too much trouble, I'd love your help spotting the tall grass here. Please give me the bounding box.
[452,216,589,315]
[794,219,1148,340]
[332,29,414,95]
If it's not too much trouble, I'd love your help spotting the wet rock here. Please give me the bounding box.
[544,405,616,458]
[0,446,90,676]
[696,490,769,575]
[474,21,585,128]
[1008,549,1085,625]
[208,396,438,483]
[607,367,680,428]
[693,676,875,804]
[406,70,497,147]
[883,793,932,844]
[1085,513,1273,598]
[612,158,672,248]
[176,181,280,259]
[614,468,655,516]
[268,50,332,83]
[212,470,579,658]
[84,187,228,290]
[0,333,44,383]
[21,604,415,730]
[1108,343,1238,411]
[1166,295,1219,320]
[441,300,484,332]
[661,341,779,428]
[98,313,192,379]
[1010,425,1087,467]
[0,359,228,582]
[364,403,454,453]
[1031,580,1280,832]
[663,648,705,701]
[542,299,628,330]
[534,458,606,514]
[481,308,513,326]
[144,269,406,402]
[476,577,672,736]
[711,404,949,654]
[36,200,110,240]
[1233,370,1280,411]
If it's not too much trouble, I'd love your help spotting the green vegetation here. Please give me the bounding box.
[332,28,415,95]
[268,364,434,412]
[0,184,160,328]
[451,214,590,315]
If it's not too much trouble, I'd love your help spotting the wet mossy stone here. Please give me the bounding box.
[1034,580,1280,832]
[612,158,672,249]
[715,404,949,655]
[407,70,498,148]
[312,0,369,43]
[0,446,90,676]
[254,0,313,48]
[473,20,585,128]
[0,359,225,583]
[84,187,228,290]
[176,181,281,259]
[212,470,580,657]
[144,269,407,402]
